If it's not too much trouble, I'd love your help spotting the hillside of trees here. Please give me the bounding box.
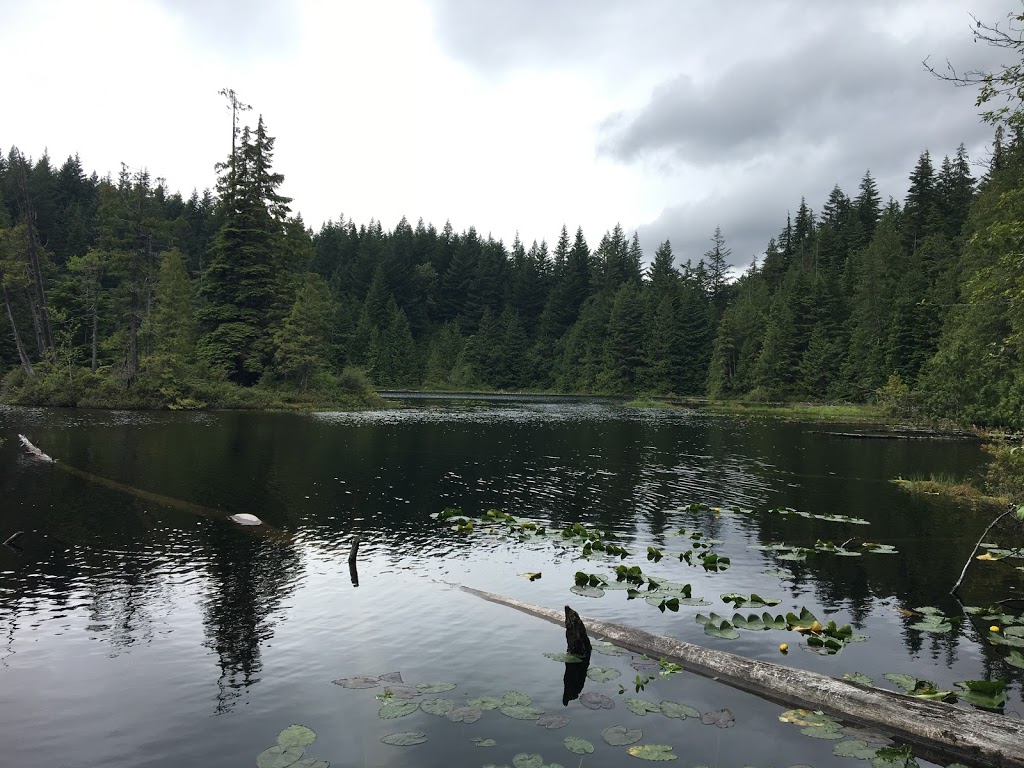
[2,55,1024,427]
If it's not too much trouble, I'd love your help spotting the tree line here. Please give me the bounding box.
[1,77,1023,425]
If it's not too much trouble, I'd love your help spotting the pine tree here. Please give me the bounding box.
[199,116,293,384]
[273,273,336,389]
[704,226,730,315]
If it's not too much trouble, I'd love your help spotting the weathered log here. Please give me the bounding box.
[462,586,1024,768]
[348,535,360,565]
[564,605,591,659]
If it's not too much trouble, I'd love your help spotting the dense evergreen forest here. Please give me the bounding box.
[1,36,1024,428]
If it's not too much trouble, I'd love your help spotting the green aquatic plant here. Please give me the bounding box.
[256,725,329,768]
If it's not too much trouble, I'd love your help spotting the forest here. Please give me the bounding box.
[1,63,1023,428]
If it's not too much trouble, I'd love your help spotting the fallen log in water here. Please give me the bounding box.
[17,435,272,532]
[462,586,1024,768]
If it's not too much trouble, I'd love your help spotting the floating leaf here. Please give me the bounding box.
[257,746,306,768]
[380,731,428,746]
[383,685,420,699]
[513,753,544,768]
[593,641,627,656]
[801,725,845,740]
[519,572,542,581]
[659,700,700,719]
[976,552,1000,561]
[471,737,497,747]
[843,672,874,686]
[570,585,605,597]
[502,691,532,706]
[468,696,501,712]
[290,759,328,768]
[626,697,662,716]
[1006,650,1024,669]
[883,674,918,692]
[627,744,679,761]
[955,679,1007,710]
[332,676,379,689]
[536,714,569,729]
[419,697,454,716]
[700,709,736,728]
[779,709,840,728]
[544,652,584,663]
[833,740,879,760]
[631,658,659,671]
[447,706,482,723]
[588,667,622,682]
[500,703,545,720]
[910,614,954,633]
[564,736,595,754]
[417,681,456,694]
[602,725,643,746]
[579,692,615,710]
[379,701,419,719]
[277,725,317,748]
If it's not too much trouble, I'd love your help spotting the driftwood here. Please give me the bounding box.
[462,586,1024,768]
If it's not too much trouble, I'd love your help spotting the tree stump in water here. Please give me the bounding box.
[565,605,591,659]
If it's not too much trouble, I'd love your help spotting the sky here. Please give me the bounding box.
[1,0,1014,270]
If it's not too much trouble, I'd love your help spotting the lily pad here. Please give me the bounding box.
[420,698,454,716]
[544,652,584,663]
[290,759,328,768]
[564,736,595,754]
[469,695,503,710]
[587,667,621,682]
[955,679,1007,710]
[1006,650,1024,669]
[377,671,403,683]
[471,737,497,747]
[383,685,420,699]
[277,725,317,748]
[703,622,740,640]
[379,701,419,720]
[447,706,482,723]
[593,641,627,656]
[627,744,679,761]
[502,691,532,706]
[602,725,643,746]
[833,739,879,760]
[257,746,305,768]
[513,753,544,768]
[536,715,570,729]
[631,658,659,671]
[801,726,845,740]
[700,709,736,728]
[332,676,379,689]
[519,572,542,581]
[659,700,700,719]
[843,672,874,686]
[380,731,428,746]
[626,697,662,716]
[417,681,456,694]
[579,692,616,710]
[500,703,545,720]
[570,585,605,597]
[883,674,918,692]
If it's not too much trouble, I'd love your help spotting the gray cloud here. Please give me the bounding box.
[153,0,300,58]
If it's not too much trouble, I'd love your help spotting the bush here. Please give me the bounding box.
[984,440,1024,503]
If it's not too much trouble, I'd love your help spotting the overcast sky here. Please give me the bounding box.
[1,0,1013,269]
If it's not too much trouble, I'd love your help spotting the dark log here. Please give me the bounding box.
[463,587,1024,768]
[348,535,360,565]
[564,605,591,659]
[562,659,588,706]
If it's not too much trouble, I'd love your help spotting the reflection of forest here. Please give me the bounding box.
[201,528,300,714]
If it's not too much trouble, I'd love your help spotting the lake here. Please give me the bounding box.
[0,398,1020,768]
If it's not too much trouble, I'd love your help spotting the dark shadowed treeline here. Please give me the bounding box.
[1,74,1023,425]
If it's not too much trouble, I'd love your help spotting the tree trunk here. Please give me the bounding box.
[90,286,98,374]
[14,154,55,363]
[2,281,34,377]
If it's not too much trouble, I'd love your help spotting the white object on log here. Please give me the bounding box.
[228,513,263,526]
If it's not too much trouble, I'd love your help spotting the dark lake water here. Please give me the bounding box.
[0,398,1021,768]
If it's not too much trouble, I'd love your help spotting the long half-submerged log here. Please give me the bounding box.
[462,586,1024,768]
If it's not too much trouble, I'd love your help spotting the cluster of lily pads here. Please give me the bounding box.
[749,540,899,561]
[697,605,863,655]
[255,725,329,768]
[768,508,872,525]
[778,708,920,767]
[331,641,740,764]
